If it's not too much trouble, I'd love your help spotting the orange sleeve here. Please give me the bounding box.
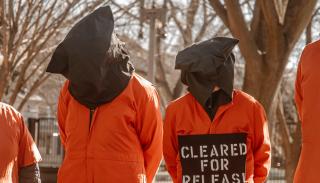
[252,101,271,183]
[136,87,163,183]
[57,81,69,147]
[18,116,42,168]
[163,105,178,183]
[295,61,303,121]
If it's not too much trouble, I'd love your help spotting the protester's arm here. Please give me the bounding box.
[137,87,163,183]
[57,81,69,147]
[18,116,42,183]
[295,61,303,121]
[252,102,271,183]
[163,105,179,183]
[19,163,41,183]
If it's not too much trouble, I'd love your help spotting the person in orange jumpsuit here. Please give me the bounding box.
[163,37,271,183]
[0,102,42,183]
[46,6,163,183]
[294,40,320,183]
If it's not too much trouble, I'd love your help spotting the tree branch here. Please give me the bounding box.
[250,0,261,34]
[208,0,229,28]
[223,0,262,64]
[260,0,281,33]
[18,74,50,111]
[168,0,187,42]
[194,1,215,42]
[277,94,293,147]
[284,0,317,50]
[184,0,199,44]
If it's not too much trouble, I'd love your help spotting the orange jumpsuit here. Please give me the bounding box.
[0,103,41,183]
[57,74,163,183]
[163,90,271,183]
[294,40,320,183]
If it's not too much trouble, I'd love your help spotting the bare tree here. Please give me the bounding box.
[208,0,317,114]
[275,88,301,183]
[208,0,318,181]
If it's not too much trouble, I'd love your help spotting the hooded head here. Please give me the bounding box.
[46,6,134,109]
[175,37,239,107]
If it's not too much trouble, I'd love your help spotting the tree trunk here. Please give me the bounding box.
[277,93,301,183]
[243,52,288,116]
[0,0,9,99]
[209,0,317,115]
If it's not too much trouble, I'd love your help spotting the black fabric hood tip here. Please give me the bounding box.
[175,36,239,108]
[175,37,239,73]
[45,5,135,109]
[46,5,114,75]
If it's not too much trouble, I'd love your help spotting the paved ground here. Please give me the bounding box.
[39,164,287,183]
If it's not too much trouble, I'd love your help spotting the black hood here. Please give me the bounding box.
[46,6,134,109]
[175,37,239,108]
